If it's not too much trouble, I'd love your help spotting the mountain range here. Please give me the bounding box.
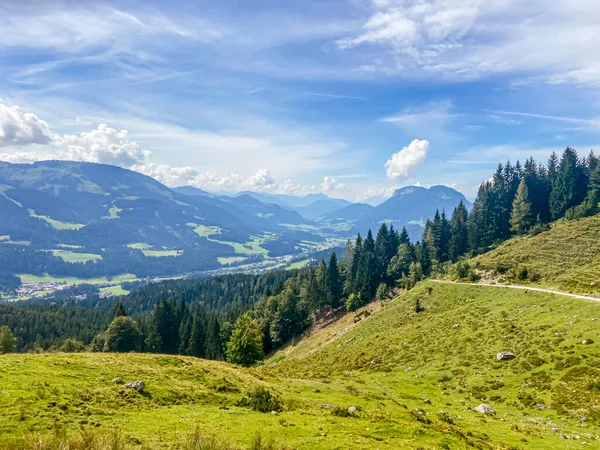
[0,160,469,284]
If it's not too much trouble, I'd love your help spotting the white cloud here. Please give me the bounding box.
[380,101,457,138]
[385,139,430,179]
[0,101,53,147]
[0,101,342,197]
[336,0,600,85]
[320,176,347,193]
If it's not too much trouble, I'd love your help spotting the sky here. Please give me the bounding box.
[1,0,600,202]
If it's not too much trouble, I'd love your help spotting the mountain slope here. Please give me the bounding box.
[470,214,600,296]
[319,185,471,239]
[237,191,352,220]
[268,280,600,446]
[0,161,321,282]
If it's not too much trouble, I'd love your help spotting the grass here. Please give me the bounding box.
[190,224,223,237]
[142,250,183,257]
[2,240,31,246]
[0,352,514,449]
[99,285,130,296]
[127,243,151,250]
[218,257,247,265]
[18,273,138,286]
[28,209,86,230]
[286,259,310,270]
[52,250,103,263]
[56,243,84,249]
[4,282,600,448]
[267,281,600,448]
[471,215,600,296]
[102,206,123,220]
[188,224,271,257]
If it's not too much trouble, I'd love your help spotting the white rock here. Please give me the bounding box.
[474,404,496,415]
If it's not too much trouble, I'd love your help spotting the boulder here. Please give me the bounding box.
[348,406,357,414]
[112,377,123,384]
[125,380,145,391]
[475,404,496,415]
[496,351,515,361]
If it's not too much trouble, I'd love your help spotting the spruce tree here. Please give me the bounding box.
[399,226,410,245]
[374,223,390,284]
[189,306,208,358]
[449,201,469,261]
[205,315,223,360]
[326,252,343,308]
[510,178,533,235]
[111,302,127,320]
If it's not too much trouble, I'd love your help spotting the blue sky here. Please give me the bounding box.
[1,0,599,201]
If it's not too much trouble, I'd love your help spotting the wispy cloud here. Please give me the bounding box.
[302,92,369,101]
[490,110,600,131]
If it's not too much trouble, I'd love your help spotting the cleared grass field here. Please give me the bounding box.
[18,273,138,286]
[127,243,151,250]
[189,223,272,257]
[51,250,103,263]
[28,209,86,230]
[218,256,247,265]
[286,259,310,270]
[471,215,600,296]
[142,249,183,257]
[99,285,130,296]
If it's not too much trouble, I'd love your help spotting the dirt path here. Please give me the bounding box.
[431,279,600,303]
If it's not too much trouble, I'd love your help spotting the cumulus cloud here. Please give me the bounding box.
[385,139,429,180]
[0,102,330,197]
[320,176,347,192]
[0,101,53,147]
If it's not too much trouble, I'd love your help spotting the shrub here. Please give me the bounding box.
[59,338,86,353]
[0,326,17,354]
[346,293,361,312]
[375,283,389,301]
[237,387,283,413]
[103,317,141,352]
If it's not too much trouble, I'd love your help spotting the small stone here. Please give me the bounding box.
[474,404,496,415]
[348,406,357,414]
[112,377,123,384]
[271,411,278,415]
[453,324,460,328]
[582,339,594,345]
[552,427,559,432]
[320,403,336,409]
[345,371,353,377]
[496,351,516,361]
[423,398,432,405]
[124,380,145,391]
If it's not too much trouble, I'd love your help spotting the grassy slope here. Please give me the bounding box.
[269,281,600,448]
[0,352,495,450]
[471,215,600,296]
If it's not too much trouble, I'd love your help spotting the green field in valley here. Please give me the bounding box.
[51,250,103,263]
[28,209,86,230]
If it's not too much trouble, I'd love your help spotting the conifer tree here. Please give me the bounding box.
[189,306,208,358]
[374,223,390,284]
[510,178,533,235]
[178,316,192,355]
[399,226,410,246]
[315,260,328,310]
[326,252,343,308]
[449,201,469,261]
[111,302,127,320]
[205,315,223,360]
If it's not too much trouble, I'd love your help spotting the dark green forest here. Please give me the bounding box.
[1,147,598,365]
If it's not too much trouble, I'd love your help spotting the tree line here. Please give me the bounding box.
[2,147,598,366]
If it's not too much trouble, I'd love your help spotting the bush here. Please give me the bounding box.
[237,387,283,413]
[0,326,17,354]
[345,293,361,312]
[59,338,86,353]
[375,283,389,301]
[103,317,141,352]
